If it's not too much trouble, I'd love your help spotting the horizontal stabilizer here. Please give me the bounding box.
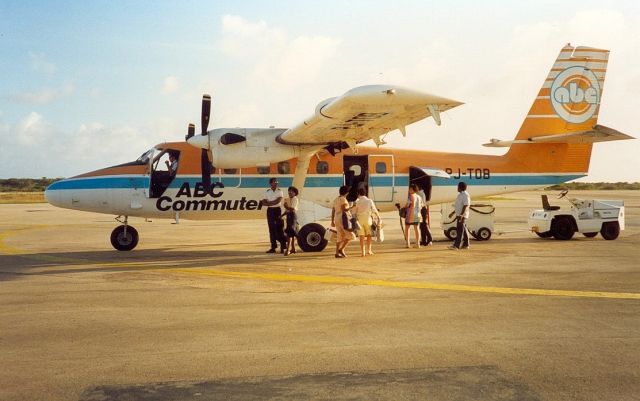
[483,125,635,147]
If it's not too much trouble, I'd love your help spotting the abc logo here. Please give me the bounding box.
[550,66,600,124]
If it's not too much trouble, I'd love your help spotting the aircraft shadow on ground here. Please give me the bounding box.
[0,234,597,283]
[0,245,339,282]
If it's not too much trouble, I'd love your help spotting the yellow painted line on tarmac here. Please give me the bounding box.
[167,268,640,300]
[3,226,640,300]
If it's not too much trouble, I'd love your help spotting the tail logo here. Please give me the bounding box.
[550,66,600,124]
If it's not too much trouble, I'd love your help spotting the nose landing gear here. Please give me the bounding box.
[110,216,139,251]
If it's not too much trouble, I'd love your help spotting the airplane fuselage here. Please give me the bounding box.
[45,142,585,221]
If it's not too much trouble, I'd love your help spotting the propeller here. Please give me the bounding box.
[200,94,212,191]
[185,123,195,141]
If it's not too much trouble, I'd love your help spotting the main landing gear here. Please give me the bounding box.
[110,216,139,251]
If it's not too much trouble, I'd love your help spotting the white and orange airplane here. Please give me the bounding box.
[46,44,633,251]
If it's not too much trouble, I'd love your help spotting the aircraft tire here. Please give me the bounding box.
[600,222,620,240]
[444,227,457,241]
[476,227,492,241]
[535,231,553,238]
[110,225,139,251]
[297,223,328,252]
[551,216,575,240]
[582,232,598,238]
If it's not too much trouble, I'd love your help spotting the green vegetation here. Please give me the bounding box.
[546,182,640,191]
[0,178,62,192]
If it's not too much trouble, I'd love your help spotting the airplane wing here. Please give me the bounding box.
[276,85,463,147]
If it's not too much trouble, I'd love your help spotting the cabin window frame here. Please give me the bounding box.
[316,161,329,174]
[277,161,290,174]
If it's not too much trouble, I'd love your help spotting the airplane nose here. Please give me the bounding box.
[44,185,58,206]
[44,180,67,207]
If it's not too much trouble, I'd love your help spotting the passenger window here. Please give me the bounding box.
[257,166,271,174]
[375,162,387,174]
[223,168,237,174]
[277,161,290,174]
[316,161,329,174]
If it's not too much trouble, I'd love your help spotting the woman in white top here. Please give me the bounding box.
[354,187,381,256]
[282,186,299,256]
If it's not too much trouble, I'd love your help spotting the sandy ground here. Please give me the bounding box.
[0,190,638,401]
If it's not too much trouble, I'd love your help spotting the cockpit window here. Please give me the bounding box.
[136,148,155,165]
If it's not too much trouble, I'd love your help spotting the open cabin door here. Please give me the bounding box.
[368,155,395,203]
[343,155,369,202]
[409,166,450,203]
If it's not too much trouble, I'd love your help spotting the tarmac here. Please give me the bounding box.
[0,190,638,401]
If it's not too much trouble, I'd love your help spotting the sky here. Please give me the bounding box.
[1,0,639,181]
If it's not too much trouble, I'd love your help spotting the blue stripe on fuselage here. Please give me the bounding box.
[47,176,149,190]
[47,174,585,191]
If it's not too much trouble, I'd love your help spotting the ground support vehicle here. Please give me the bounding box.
[528,194,624,240]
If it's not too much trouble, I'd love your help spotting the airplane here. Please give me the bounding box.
[45,44,634,251]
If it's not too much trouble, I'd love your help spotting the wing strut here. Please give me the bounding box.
[427,104,441,126]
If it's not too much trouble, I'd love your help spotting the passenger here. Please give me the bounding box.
[282,186,299,256]
[354,187,381,256]
[417,185,433,246]
[165,152,179,176]
[331,185,356,258]
[403,184,422,248]
[261,177,286,253]
[448,181,471,250]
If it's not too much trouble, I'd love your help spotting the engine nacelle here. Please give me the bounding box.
[207,128,301,168]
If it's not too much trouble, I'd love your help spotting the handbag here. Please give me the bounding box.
[324,227,337,242]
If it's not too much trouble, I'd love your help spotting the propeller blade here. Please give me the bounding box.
[201,94,211,135]
[185,123,195,141]
[201,149,212,191]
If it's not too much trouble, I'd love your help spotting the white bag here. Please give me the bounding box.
[324,227,337,243]
[376,227,385,243]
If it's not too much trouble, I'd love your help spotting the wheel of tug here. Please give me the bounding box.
[444,227,457,241]
[600,222,620,241]
[297,223,328,252]
[476,227,492,241]
[110,225,139,251]
[582,232,598,238]
[551,216,575,241]
[535,231,553,238]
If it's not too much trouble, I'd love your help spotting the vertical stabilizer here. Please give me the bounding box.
[506,44,609,173]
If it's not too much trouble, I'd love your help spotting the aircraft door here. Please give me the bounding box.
[343,155,369,202]
[368,155,394,203]
[409,166,432,202]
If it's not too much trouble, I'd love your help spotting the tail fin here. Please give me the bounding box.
[506,44,610,174]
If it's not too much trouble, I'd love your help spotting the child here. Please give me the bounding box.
[282,186,299,256]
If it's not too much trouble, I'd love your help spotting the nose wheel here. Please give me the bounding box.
[110,218,139,251]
